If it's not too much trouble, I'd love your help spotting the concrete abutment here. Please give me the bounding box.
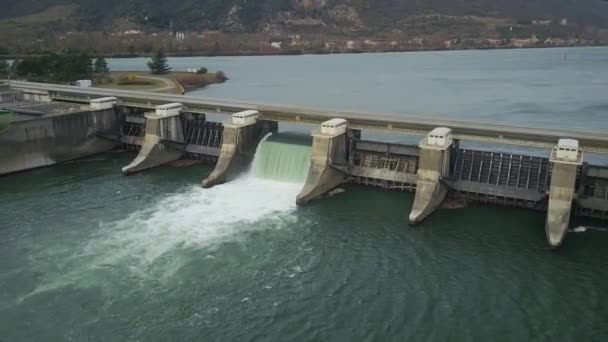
[0,96,120,175]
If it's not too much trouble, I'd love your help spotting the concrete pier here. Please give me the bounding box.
[409,128,453,224]
[297,119,349,205]
[202,111,275,188]
[122,103,185,174]
[545,139,583,248]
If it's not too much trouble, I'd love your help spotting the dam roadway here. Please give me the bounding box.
[9,81,608,154]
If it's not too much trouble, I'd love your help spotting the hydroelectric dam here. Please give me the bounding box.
[2,81,608,249]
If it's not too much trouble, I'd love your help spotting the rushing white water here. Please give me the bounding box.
[22,175,304,299]
[20,134,314,300]
[88,134,310,265]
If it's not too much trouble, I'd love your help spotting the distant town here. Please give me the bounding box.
[1,2,606,58]
[2,22,605,58]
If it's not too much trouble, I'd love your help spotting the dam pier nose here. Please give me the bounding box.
[408,127,453,225]
[296,119,349,205]
[122,103,185,175]
[546,139,583,248]
[201,110,277,188]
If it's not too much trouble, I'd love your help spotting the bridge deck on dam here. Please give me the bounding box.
[9,81,608,154]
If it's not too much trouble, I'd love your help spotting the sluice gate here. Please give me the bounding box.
[120,113,145,151]
[348,140,418,191]
[181,116,223,162]
[446,149,553,209]
[576,166,608,220]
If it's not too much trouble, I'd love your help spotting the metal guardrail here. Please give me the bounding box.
[10,81,608,153]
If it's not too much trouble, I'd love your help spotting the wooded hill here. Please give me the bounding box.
[1,0,607,55]
[2,0,607,30]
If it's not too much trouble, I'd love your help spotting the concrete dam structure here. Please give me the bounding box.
[2,82,608,249]
[0,87,120,175]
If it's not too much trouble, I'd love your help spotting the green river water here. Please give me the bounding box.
[1,47,608,341]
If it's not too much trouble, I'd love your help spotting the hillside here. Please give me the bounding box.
[1,0,607,55]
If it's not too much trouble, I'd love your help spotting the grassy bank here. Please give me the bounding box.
[95,71,226,94]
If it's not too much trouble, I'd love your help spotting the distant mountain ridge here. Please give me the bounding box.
[1,0,607,55]
[3,0,608,30]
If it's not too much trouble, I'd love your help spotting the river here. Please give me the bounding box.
[1,47,608,341]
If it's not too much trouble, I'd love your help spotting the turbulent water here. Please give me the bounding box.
[1,48,608,341]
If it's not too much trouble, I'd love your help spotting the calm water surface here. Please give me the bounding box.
[110,47,608,131]
[1,47,608,341]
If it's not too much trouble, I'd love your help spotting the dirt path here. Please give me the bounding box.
[135,75,179,92]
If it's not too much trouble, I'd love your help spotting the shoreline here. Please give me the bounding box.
[96,71,226,94]
[1,44,606,60]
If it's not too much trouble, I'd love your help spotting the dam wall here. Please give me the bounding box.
[0,107,120,175]
[2,86,607,247]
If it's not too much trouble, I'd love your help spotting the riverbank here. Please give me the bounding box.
[2,43,607,60]
[96,71,227,94]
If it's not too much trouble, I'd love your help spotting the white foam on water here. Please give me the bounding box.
[96,175,303,264]
[23,133,310,298]
[571,226,608,233]
[21,175,304,299]
[87,132,304,266]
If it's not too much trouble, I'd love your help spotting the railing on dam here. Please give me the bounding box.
[9,81,608,153]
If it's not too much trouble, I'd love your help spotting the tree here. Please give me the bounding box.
[147,51,171,75]
[13,53,94,83]
[94,57,110,74]
[94,57,111,83]
[0,60,9,76]
[196,67,208,74]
